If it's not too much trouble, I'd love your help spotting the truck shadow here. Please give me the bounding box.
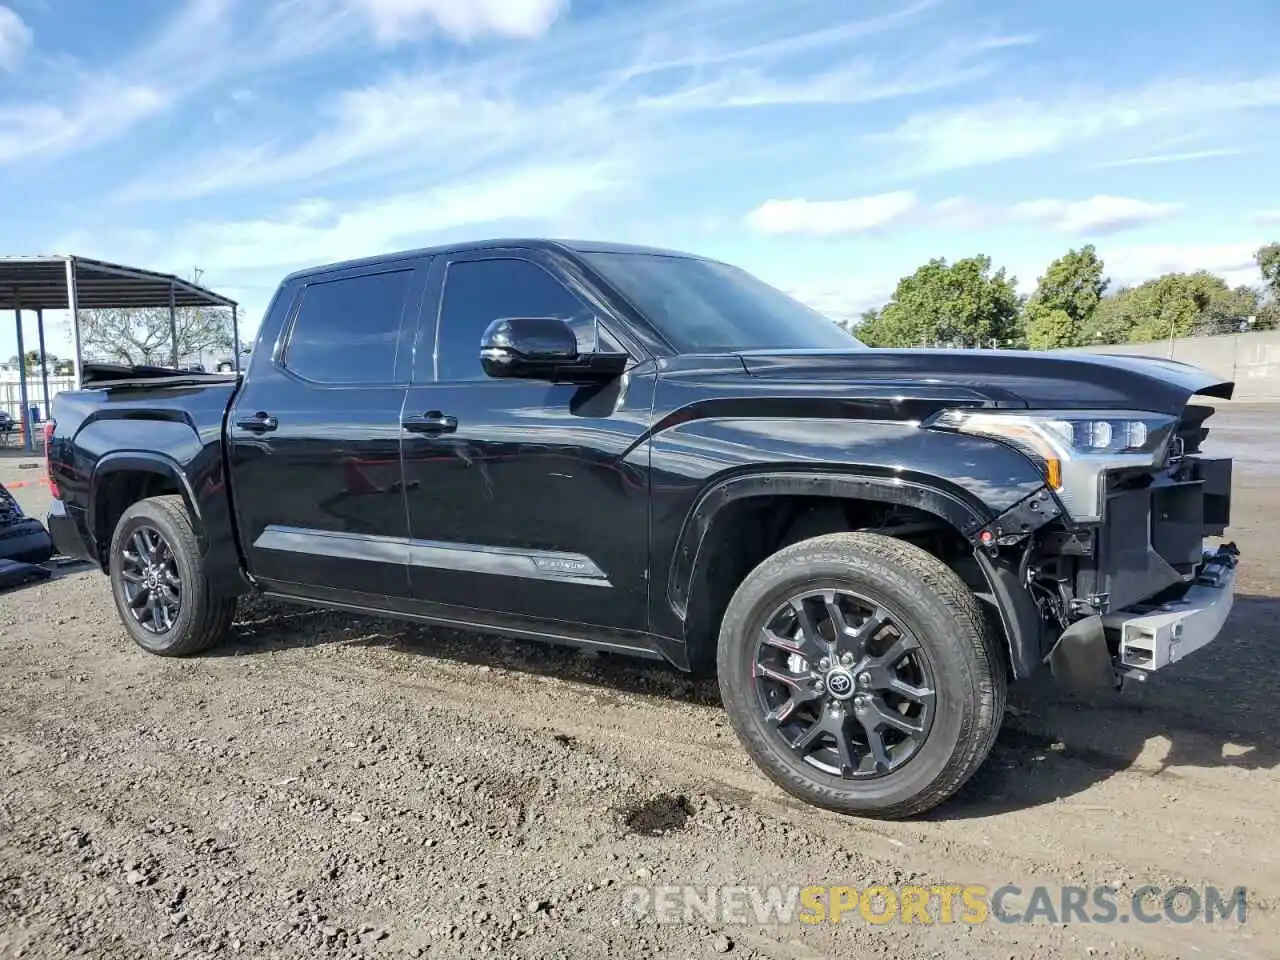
[214,594,724,707]
[211,592,1280,817]
[936,591,1280,819]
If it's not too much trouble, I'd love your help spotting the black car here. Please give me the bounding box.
[43,239,1239,818]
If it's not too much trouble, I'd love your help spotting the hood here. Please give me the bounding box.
[735,348,1234,416]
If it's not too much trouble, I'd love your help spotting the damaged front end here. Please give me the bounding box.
[933,399,1240,691]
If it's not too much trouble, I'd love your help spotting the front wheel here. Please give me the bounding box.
[108,495,236,656]
[716,532,1006,819]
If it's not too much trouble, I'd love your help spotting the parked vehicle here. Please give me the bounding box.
[45,239,1238,818]
[216,346,252,373]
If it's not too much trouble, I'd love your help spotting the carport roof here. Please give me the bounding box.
[0,255,237,311]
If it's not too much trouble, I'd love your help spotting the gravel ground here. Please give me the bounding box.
[2,405,1278,959]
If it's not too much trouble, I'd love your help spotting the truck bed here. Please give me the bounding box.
[45,373,243,592]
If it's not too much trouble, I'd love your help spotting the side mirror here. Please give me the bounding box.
[479,316,627,382]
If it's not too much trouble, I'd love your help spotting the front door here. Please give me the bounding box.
[228,258,426,597]
[400,250,656,631]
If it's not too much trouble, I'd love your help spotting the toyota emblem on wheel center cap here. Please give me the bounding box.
[825,668,855,699]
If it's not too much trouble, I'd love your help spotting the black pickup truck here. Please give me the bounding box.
[45,239,1239,819]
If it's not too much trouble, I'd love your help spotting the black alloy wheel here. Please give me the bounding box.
[753,588,937,780]
[118,524,183,634]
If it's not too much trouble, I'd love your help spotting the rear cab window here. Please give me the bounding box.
[283,268,416,384]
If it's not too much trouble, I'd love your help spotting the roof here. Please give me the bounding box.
[281,237,706,284]
[0,256,237,311]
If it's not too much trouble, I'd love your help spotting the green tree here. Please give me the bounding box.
[1025,308,1077,350]
[6,350,56,371]
[1257,242,1280,298]
[1081,289,1138,345]
[1083,272,1258,344]
[853,307,897,346]
[1024,245,1108,350]
[872,255,1023,348]
[1255,243,1280,331]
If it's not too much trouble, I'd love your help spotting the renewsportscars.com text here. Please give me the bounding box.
[621,883,1248,927]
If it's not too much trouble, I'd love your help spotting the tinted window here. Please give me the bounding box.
[435,258,618,382]
[284,269,412,383]
[582,252,863,354]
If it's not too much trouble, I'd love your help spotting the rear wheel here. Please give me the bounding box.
[716,532,1005,819]
[108,495,236,656]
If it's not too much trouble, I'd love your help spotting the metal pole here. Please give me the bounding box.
[13,294,32,452]
[65,258,83,389]
[232,303,240,373]
[36,308,51,420]
[169,281,178,369]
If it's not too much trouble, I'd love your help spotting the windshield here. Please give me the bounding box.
[582,252,865,354]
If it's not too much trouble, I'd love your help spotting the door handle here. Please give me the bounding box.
[402,411,458,434]
[235,412,278,433]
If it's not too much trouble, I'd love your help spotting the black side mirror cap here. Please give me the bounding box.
[480,317,627,382]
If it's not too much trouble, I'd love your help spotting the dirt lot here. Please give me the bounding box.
[2,405,1278,959]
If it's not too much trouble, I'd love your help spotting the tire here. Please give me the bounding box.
[108,495,236,657]
[716,532,1006,820]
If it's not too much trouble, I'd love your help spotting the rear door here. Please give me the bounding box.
[228,257,427,597]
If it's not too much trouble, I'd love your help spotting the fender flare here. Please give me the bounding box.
[89,452,204,553]
[669,469,1043,681]
[669,469,989,615]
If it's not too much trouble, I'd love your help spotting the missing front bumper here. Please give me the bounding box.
[1047,543,1239,688]
[1104,544,1239,675]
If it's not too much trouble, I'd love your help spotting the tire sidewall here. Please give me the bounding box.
[718,546,986,813]
[109,504,201,654]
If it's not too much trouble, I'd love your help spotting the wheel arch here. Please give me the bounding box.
[90,453,203,568]
[671,470,1042,682]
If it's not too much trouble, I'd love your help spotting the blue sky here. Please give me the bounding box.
[2,0,1278,359]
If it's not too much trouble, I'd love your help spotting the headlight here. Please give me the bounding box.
[928,408,1178,522]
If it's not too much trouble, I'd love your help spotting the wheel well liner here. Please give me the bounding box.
[671,470,1040,680]
[90,453,202,567]
[669,470,988,615]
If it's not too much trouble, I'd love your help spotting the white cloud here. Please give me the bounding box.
[350,0,568,43]
[1253,209,1280,225]
[0,0,246,165]
[745,192,920,236]
[1103,242,1266,289]
[0,5,31,70]
[633,60,966,111]
[1,0,567,168]
[872,77,1280,174]
[110,0,1015,206]
[929,196,997,230]
[745,193,1178,238]
[63,160,624,275]
[1095,147,1246,168]
[0,84,169,165]
[785,279,895,324]
[1009,195,1181,236]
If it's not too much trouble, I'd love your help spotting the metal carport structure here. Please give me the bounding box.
[1,255,240,452]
